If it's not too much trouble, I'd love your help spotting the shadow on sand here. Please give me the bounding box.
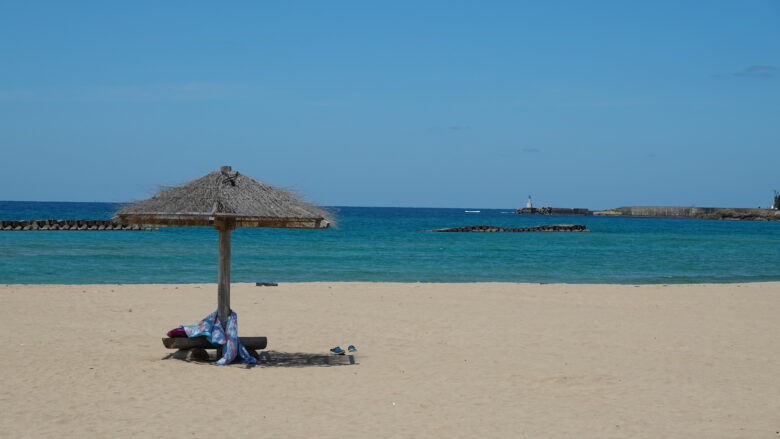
[162,349,358,369]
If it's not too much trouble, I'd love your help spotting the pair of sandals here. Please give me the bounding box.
[330,345,357,355]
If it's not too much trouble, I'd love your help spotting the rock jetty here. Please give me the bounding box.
[432,224,588,232]
[0,219,155,231]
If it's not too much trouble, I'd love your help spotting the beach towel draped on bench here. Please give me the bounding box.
[181,310,257,365]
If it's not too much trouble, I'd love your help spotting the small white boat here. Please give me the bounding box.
[464,210,481,213]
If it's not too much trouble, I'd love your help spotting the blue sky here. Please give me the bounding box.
[1,1,778,209]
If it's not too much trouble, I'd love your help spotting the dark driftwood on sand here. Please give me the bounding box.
[162,336,268,350]
[432,224,588,232]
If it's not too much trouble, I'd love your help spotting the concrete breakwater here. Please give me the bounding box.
[1,219,155,231]
[432,224,588,232]
[595,206,780,221]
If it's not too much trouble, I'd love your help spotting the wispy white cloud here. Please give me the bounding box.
[733,65,777,78]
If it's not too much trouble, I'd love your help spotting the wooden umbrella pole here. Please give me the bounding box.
[215,218,235,360]
[216,219,233,330]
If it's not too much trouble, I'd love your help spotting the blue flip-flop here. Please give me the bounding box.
[330,346,346,355]
[347,345,357,352]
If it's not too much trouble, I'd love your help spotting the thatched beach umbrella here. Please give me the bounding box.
[116,165,332,329]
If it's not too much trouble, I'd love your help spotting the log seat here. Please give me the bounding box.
[162,336,267,361]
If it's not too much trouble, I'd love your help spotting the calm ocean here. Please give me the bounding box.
[1,201,779,284]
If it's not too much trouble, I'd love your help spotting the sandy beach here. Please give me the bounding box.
[1,282,779,438]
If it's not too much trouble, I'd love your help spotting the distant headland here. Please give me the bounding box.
[516,192,780,221]
[594,206,780,221]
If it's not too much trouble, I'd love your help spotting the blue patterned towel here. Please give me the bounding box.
[181,310,257,366]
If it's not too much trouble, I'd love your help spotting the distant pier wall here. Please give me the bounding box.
[597,206,780,221]
[1,219,154,231]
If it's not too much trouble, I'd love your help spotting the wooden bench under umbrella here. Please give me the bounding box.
[115,165,332,360]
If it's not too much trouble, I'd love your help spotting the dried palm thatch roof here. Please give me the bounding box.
[115,166,332,229]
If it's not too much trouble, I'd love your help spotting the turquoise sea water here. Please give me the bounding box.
[1,201,779,284]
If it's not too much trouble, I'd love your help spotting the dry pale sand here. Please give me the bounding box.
[1,282,779,438]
